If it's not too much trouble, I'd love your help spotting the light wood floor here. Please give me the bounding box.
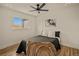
[0,44,79,56]
[59,46,79,56]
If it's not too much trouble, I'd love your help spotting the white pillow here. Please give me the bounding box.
[42,30,48,36]
[47,31,55,38]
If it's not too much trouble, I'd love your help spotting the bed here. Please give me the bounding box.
[26,35,61,56]
[16,31,61,56]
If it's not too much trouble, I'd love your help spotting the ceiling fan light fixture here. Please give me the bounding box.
[30,3,48,13]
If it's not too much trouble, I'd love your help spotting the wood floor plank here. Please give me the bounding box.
[0,44,79,56]
[70,47,73,56]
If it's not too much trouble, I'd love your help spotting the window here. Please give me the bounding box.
[11,17,24,30]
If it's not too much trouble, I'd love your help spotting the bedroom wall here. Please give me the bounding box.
[0,6,3,47]
[0,6,37,49]
[37,4,79,49]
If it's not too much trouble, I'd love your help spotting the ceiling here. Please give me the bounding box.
[1,3,79,16]
[1,3,45,16]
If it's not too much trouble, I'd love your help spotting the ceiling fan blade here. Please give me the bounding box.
[30,6,37,9]
[37,4,40,9]
[39,3,46,9]
[30,10,37,12]
[39,9,48,11]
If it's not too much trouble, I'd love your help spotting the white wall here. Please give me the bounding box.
[0,6,37,49]
[37,4,79,49]
[0,3,79,49]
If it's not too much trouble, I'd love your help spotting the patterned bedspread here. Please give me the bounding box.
[28,35,61,51]
[26,41,57,56]
[26,35,61,56]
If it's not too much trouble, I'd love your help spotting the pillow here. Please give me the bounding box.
[41,29,55,38]
[55,31,60,38]
[47,31,55,38]
[42,30,48,36]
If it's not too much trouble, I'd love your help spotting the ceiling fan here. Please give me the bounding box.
[30,3,48,13]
